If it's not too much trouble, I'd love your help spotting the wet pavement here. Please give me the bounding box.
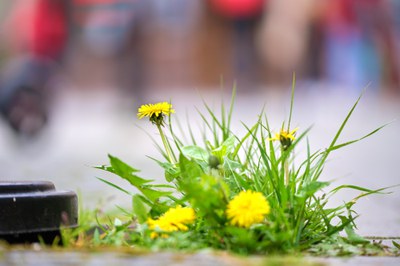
[0,85,399,264]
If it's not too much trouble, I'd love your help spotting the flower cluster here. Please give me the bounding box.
[98,89,385,254]
[226,190,271,228]
[147,205,195,238]
[148,189,271,238]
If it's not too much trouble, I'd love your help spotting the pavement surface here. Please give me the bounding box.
[2,248,400,266]
[0,85,399,264]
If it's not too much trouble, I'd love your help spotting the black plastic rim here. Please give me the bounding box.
[0,181,78,244]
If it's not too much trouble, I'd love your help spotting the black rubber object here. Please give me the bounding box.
[0,181,78,244]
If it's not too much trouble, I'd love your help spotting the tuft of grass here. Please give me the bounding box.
[90,81,393,255]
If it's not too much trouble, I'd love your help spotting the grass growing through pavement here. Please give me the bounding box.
[62,79,399,256]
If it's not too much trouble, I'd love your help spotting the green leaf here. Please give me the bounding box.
[105,155,152,186]
[149,201,171,216]
[93,228,101,246]
[392,241,400,250]
[113,218,122,227]
[179,173,228,225]
[165,167,180,182]
[149,157,181,182]
[339,216,369,244]
[150,184,175,189]
[211,145,226,162]
[179,153,204,180]
[151,158,180,182]
[114,219,131,232]
[132,194,149,223]
[297,181,330,198]
[223,157,242,170]
[212,136,236,159]
[181,146,209,161]
[221,135,236,153]
[139,186,172,203]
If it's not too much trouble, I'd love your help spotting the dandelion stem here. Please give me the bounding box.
[281,146,290,186]
[157,124,175,164]
[284,159,289,186]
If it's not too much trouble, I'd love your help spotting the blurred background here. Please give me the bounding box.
[0,0,399,236]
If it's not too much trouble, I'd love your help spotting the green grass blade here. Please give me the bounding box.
[96,177,132,195]
[328,184,394,196]
[313,91,366,181]
[227,84,237,134]
[287,72,296,132]
[327,122,391,152]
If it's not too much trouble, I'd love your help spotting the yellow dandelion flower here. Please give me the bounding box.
[137,102,175,126]
[147,205,196,238]
[269,127,298,150]
[226,190,270,228]
[150,232,169,239]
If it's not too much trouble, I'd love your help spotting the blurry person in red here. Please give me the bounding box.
[0,0,69,136]
[208,0,265,89]
[315,0,400,93]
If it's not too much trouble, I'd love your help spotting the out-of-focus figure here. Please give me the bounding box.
[256,0,316,85]
[314,0,400,92]
[207,0,265,89]
[352,0,400,93]
[70,0,148,102]
[0,0,69,136]
[138,0,201,91]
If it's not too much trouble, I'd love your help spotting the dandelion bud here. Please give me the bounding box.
[208,155,220,169]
